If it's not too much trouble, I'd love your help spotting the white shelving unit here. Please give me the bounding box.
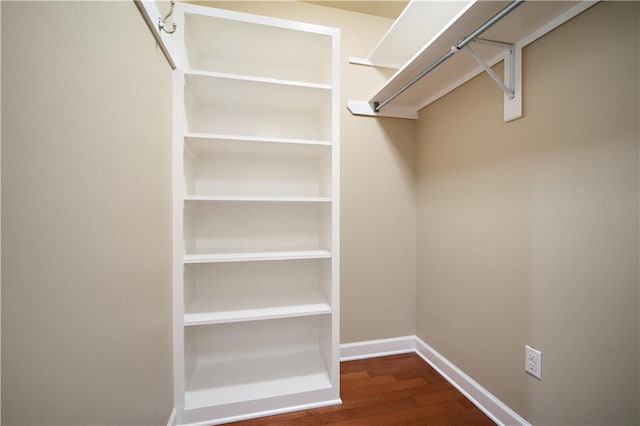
[348,0,597,120]
[172,4,340,425]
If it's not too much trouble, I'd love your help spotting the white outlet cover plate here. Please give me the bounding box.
[525,345,542,379]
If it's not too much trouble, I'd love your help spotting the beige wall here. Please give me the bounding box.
[6,1,635,425]
[199,1,418,343]
[416,2,639,424]
[1,2,417,424]
[2,2,173,425]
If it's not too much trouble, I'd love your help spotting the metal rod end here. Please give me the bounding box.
[373,102,380,113]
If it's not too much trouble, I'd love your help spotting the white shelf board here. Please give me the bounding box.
[185,69,332,91]
[184,249,332,264]
[185,195,331,203]
[356,0,597,119]
[184,133,332,160]
[184,132,331,147]
[185,351,332,410]
[185,71,331,112]
[347,100,417,120]
[184,290,331,326]
[355,0,470,69]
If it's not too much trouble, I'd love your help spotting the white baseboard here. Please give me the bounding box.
[167,408,176,426]
[340,335,416,361]
[186,398,343,426]
[340,335,529,426]
[170,336,527,425]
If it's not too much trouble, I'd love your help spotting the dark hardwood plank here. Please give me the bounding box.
[226,353,495,425]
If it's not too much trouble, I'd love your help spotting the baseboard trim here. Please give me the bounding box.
[183,399,343,426]
[414,336,530,426]
[167,408,177,426]
[340,336,529,426]
[340,335,416,361]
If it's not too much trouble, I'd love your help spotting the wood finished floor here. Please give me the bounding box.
[226,353,495,425]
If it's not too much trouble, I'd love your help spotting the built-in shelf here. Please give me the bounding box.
[185,69,332,91]
[184,290,331,326]
[184,132,332,147]
[184,134,332,155]
[184,249,332,264]
[349,0,597,120]
[184,71,331,140]
[185,351,332,410]
[184,138,331,198]
[183,202,331,255]
[174,3,340,424]
[184,315,334,411]
[184,71,331,110]
[185,195,331,203]
[182,5,333,84]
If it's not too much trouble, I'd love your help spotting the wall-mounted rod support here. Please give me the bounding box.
[466,45,514,99]
[373,0,525,113]
[473,38,514,49]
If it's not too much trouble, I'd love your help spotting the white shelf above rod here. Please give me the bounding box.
[349,1,598,122]
[349,0,470,70]
[372,0,524,116]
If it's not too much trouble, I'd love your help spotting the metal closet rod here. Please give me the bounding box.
[373,0,525,113]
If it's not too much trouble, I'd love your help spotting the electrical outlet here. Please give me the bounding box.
[525,345,542,379]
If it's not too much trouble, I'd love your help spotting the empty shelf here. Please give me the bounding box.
[185,351,332,410]
[184,249,332,263]
[184,195,331,203]
[184,290,331,325]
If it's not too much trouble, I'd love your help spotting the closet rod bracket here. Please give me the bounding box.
[371,0,524,114]
[466,43,515,100]
[467,38,522,122]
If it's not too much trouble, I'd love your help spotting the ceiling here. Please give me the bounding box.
[302,1,408,19]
